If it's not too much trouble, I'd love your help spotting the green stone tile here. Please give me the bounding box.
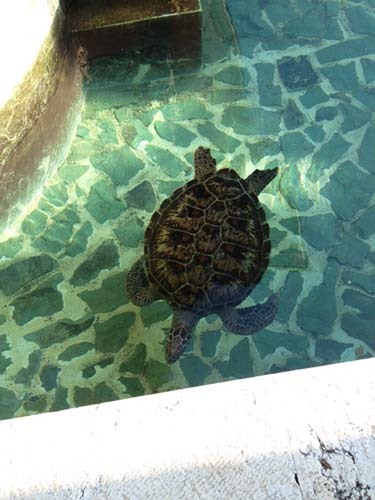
[73,386,93,407]
[297,260,339,336]
[23,394,47,413]
[342,270,375,295]
[354,205,375,240]
[361,58,375,84]
[161,98,213,121]
[25,315,94,348]
[113,217,144,248]
[40,365,60,391]
[248,139,280,165]
[157,180,182,197]
[316,36,375,64]
[222,106,280,135]
[280,132,314,163]
[145,359,170,391]
[50,386,69,412]
[91,147,144,187]
[0,387,21,419]
[308,133,350,182]
[154,121,195,147]
[85,180,124,223]
[346,6,375,35]
[207,89,249,105]
[342,288,375,320]
[200,330,221,358]
[215,338,253,379]
[98,118,118,144]
[146,145,187,178]
[140,302,172,328]
[341,313,375,349]
[276,271,303,323]
[119,343,147,375]
[180,356,211,386]
[58,342,94,361]
[95,312,135,353]
[358,122,375,175]
[0,335,11,374]
[321,62,359,93]
[119,376,145,396]
[93,382,117,404]
[254,330,309,358]
[21,209,48,237]
[272,249,308,269]
[329,234,370,269]
[0,255,58,296]
[77,124,90,139]
[42,182,69,207]
[283,100,305,129]
[0,236,23,259]
[0,315,6,326]
[304,125,325,143]
[125,181,156,213]
[79,272,127,313]
[279,163,313,211]
[70,240,119,286]
[321,161,375,222]
[58,164,88,183]
[214,65,243,86]
[64,221,93,257]
[197,122,240,153]
[14,350,41,384]
[277,56,318,90]
[315,107,337,122]
[339,103,371,134]
[255,63,282,107]
[299,86,329,109]
[297,214,339,251]
[82,357,114,378]
[67,141,95,162]
[11,286,64,326]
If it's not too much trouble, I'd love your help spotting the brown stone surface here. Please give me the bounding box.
[0,8,83,229]
[70,0,200,31]
[68,0,201,60]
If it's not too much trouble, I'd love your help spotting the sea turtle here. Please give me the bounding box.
[126,146,279,363]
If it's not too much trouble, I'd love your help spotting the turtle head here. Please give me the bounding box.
[194,146,217,181]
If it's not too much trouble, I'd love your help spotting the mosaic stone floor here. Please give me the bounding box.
[0,0,375,420]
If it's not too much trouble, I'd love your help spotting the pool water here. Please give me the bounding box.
[0,0,374,419]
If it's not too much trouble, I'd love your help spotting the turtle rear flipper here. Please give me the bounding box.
[220,293,279,335]
[166,310,198,363]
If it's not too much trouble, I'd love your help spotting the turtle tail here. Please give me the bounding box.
[220,292,279,335]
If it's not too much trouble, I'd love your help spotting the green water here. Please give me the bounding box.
[0,0,374,419]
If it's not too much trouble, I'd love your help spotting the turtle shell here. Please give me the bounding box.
[144,168,271,313]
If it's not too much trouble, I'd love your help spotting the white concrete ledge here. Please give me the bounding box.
[1,359,375,499]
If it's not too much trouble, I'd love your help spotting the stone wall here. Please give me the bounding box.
[0,1,83,233]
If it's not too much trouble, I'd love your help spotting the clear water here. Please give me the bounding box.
[0,0,374,419]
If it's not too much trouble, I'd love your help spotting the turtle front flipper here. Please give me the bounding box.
[166,310,198,363]
[220,293,279,335]
[126,256,160,306]
[246,167,278,195]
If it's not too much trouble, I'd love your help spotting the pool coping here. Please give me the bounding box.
[1,358,374,499]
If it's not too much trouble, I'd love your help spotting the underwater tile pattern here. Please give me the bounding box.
[0,0,375,419]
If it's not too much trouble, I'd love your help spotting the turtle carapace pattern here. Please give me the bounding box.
[126,146,279,363]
